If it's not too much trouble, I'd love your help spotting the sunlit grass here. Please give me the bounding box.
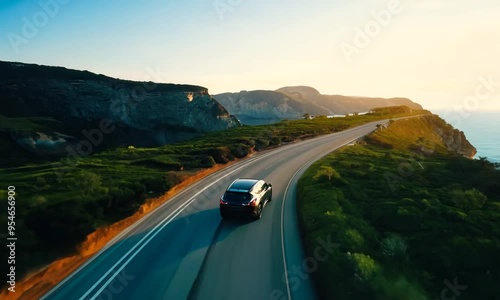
[297,115,500,300]
[0,107,429,283]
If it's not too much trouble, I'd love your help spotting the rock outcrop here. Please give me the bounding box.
[384,115,477,159]
[213,90,307,124]
[434,123,477,159]
[0,61,240,153]
[10,131,78,157]
[215,86,423,125]
[416,114,477,159]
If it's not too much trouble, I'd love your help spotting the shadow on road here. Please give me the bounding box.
[47,203,268,300]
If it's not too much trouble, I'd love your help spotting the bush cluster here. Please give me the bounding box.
[297,118,500,299]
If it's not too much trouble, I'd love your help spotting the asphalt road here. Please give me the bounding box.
[42,120,386,300]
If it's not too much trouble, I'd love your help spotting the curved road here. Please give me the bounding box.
[42,121,386,300]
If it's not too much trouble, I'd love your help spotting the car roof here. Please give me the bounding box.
[227,178,260,193]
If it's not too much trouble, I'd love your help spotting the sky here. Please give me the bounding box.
[1,0,499,111]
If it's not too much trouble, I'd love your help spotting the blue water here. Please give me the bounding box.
[436,111,500,163]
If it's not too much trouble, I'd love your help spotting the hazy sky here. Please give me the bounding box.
[1,0,499,111]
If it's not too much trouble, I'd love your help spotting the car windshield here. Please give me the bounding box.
[224,192,252,202]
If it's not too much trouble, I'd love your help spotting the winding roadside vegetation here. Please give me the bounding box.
[297,115,500,300]
[0,106,426,290]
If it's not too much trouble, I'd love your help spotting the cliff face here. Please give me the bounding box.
[0,61,239,153]
[369,115,477,159]
[214,90,307,124]
[433,119,477,159]
[215,86,424,125]
[417,115,477,159]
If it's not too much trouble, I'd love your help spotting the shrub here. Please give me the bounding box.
[164,171,185,190]
[71,171,102,196]
[365,136,394,149]
[345,228,365,250]
[140,176,168,193]
[231,143,252,158]
[107,186,134,210]
[208,147,232,163]
[313,165,341,183]
[26,201,96,248]
[270,136,282,146]
[31,195,47,207]
[349,253,380,281]
[254,138,270,150]
[450,188,488,209]
[381,234,408,262]
[131,158,183,171]
[200,155,216,168]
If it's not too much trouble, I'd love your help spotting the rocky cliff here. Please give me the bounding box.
[412,115,477,159]
[0,61,240,155]
[215,86,423,125]
[370,115,477,159]
[213,90,306,125]
[431,117,477,159]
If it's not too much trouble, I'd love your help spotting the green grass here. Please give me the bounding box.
[0,107,429,284]
[297,115,500,300]
[0,114,62,131]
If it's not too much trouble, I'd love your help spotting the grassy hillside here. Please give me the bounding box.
[297,115,500,299]
[0,107,428,285]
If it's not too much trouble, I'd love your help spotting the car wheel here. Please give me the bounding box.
[255,204,263,220]
[220,212,228,220]
[269,193,272,202]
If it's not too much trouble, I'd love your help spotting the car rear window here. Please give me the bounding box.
[224,192,252,202]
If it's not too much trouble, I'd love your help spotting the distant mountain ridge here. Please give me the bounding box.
[215,86,423,125]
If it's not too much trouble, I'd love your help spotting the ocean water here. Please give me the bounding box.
[436,111,500,163]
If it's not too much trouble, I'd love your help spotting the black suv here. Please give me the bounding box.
[220,178,272,220]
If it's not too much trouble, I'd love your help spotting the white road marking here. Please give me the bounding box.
[280,128,378,300]
[42,120,386,299]
[81,142,306,300]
